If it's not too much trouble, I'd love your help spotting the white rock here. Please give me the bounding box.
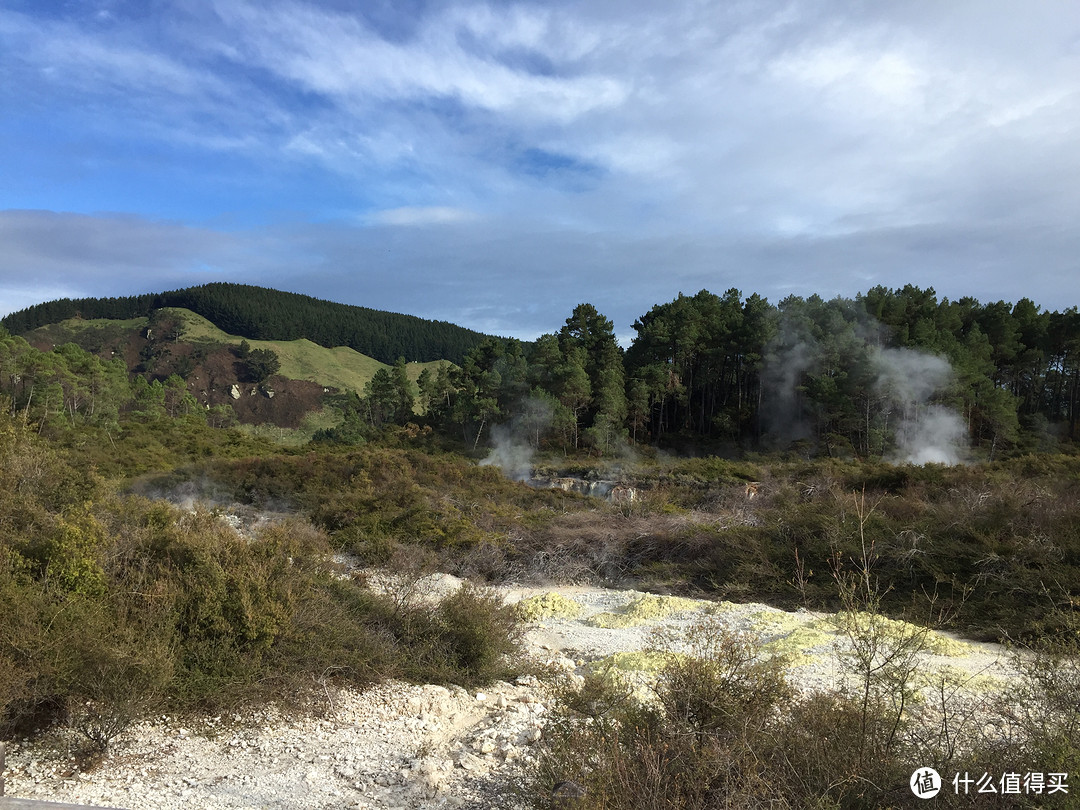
[520,727,542,744]
[454,751,485,771]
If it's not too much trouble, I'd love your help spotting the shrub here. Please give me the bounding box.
[998,638,1080,782]
[527,623,795,809]
[0,565,58,736]
[57,594,175,753]
[398,584,523,686]
[653,621,790,741]
[526,564,1080,809]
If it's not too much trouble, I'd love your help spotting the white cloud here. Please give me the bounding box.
[0,9,223,99]
[213,0,628,124]
[369,206,479,226]
[4,0,1080,331]
[771,40,931,115]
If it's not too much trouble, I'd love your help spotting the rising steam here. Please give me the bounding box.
[479,396,554,481]
[894,404,968,465]
[873,347,968,465]
[763,319,969,465]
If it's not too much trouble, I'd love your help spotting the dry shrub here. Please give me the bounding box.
[654,622,791,741]
[526,607,1080,809]
[527,623,796,810]
[513,510,699,586]
[989,639,1080,790]
[0,571,59,736]
[60,599,175,753]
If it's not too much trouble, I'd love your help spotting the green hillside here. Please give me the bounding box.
[28,307,446,395]
[2,282,492,365]
[167,308,443,392]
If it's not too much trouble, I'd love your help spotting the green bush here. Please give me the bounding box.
[0,473,528,741]
[393,584,522,686]
[56,594,175,752]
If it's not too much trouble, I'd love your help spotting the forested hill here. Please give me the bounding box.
[2,283,491,365]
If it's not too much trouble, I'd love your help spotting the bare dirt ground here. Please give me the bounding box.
[1,577,1017,810]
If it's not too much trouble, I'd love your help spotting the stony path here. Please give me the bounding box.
[1,580,1017,809]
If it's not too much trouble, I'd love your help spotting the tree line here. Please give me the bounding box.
[0,330,229,433]
[405,285,1079,458]
[6,282,1080,459]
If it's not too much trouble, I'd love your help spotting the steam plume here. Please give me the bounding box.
[762,310,969,464]
[867,347,959,463]
[479,396,554,481]
[872,347,967,465]
[760,320,819,445]
[895,404,968,465]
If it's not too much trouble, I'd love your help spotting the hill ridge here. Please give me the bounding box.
[2,282,492,365]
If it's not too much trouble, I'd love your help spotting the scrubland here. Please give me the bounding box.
[2,413,1079,807]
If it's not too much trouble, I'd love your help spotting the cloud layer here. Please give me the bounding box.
[2,1,1079,337]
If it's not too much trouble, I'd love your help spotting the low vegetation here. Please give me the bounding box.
[522,620,1080,809]
[517,486,1080,808]
[0,414,522,753]
[123,447,1080,643]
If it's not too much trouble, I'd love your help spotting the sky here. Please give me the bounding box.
[2,0,1080,343]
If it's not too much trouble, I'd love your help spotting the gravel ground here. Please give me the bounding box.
[2,580,1018,809]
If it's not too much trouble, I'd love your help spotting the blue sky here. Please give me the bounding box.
[2,0,1080,342]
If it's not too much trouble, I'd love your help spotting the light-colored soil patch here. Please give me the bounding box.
[505,585,1018,700]
[584,593,705,628]
[3,582,1021,810]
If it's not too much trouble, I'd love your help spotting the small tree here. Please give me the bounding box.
[390,358,415,422]
[831,489,940,778]
[245,348,280,384]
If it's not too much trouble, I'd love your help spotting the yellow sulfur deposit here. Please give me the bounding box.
[916,664,1006,694]
[760,619,838,666]
[585,594,706,628]
[831,612,976,657]
[513,591,583,622]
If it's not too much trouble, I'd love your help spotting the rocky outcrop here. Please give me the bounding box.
[528,476,638,503]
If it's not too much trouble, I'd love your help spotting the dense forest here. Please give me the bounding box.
[419,285,1079,460]
[1,283,491,365]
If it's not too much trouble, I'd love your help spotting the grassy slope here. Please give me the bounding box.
[25,316,147,346]
[170,307,446,391]
[35,308,449,393]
